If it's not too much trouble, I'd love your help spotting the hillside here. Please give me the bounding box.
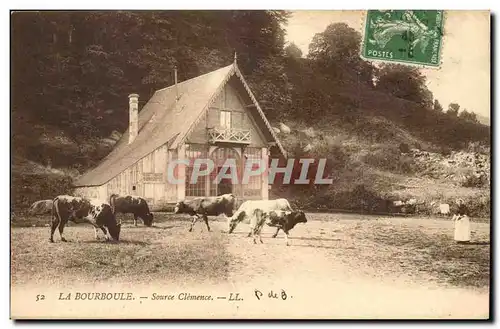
[271,117,490,217]
[10,11,490,217]
[11,104,491,218]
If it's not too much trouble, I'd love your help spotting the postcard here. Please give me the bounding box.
[10,9,490,319]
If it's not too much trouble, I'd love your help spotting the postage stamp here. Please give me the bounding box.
[361,10,444,67]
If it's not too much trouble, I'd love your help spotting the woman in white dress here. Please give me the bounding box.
[453,199,471,244]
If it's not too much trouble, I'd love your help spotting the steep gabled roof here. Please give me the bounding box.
[74,62,285,187]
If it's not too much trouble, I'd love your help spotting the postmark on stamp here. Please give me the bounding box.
[361,10,444,67]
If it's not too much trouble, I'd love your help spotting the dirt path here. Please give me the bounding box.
[10,214,490,319]
[219,218,490,319]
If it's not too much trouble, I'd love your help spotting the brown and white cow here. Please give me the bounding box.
[227,198,293,234]
[50,195,121,243]
[28,199,53,215]
[109,194,154,227]
[174,194,236,232]
[250,209,308,246]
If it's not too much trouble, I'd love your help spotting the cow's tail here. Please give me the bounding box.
[109,194,118,214]
[50,199,55,225]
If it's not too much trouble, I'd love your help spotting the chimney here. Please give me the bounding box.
[128,93,139,144]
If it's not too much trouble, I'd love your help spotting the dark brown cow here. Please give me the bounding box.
[50,195,121,243]
[174,194,236,232]
[109,194,154,227]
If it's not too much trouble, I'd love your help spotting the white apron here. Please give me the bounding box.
[453,215,471,242]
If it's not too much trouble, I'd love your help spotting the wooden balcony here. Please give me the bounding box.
[208,127,251,144]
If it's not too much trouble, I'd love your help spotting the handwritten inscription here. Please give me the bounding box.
[254,289,290,301]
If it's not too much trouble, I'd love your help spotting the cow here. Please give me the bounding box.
[50,195,121,243]
[174,194,236,232]
[28,199,53,215]
[250,209,308,246]
[109,194,154,227]
[227,198,293,235]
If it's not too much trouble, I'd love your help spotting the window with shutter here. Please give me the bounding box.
[220,111,231,129]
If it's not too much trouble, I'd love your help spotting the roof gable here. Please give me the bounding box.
[74,62,285,187]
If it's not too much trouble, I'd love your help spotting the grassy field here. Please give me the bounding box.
[11,215,230,287]
[310,214,491,289]
[10,212,490,291]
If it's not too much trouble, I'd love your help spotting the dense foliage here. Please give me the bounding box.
[12,11,290,138]
[11,11,490,215]
[12,11,488,146]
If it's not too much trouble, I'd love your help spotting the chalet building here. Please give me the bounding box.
[73,58,286,210]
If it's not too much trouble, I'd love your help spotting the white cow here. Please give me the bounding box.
[227,198,293,235]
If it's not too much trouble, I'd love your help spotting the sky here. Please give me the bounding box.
[284,10,491,122]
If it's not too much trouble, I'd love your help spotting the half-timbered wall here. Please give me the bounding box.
[77,76,273,207]
[186,81,267,147]
[88,143,177,210]
[74,185,107,201]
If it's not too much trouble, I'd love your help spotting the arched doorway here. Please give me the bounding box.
[209,146,242,197]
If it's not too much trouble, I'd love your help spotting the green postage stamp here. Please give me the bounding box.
[362,10,444,67]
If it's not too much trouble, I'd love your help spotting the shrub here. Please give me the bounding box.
[439,146,453,156]
[466,197,490,218]
[362,147,417,174]
[461,173,487,188]
[466,141,490,154]
[399,142,410,153]
[11,173,74,213]
[291,184,392,214]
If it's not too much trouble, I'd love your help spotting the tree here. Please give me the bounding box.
[308,23,361,64]
[307,23,374,85]
[459,109,479,123]
[284,42,302,59]
[11,10,491,176]
[433,99,443,112]
[247,56,292,120]
[375,64,433,107]
[447,103,460,116]
[11,10,292,140]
